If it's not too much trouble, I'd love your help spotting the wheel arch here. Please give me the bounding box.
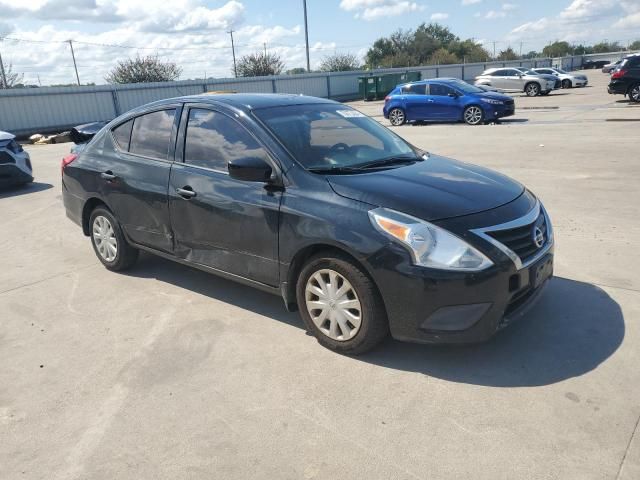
[282,243,376,312]
[81,197,109,236]
[524,81,540,92]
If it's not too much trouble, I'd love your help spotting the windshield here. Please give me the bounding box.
[253,104,417,171]
[555,68,567,74]
[447,79,484,94]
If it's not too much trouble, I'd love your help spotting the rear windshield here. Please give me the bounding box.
[253,104,416,170]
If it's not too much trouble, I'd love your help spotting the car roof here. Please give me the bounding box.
[397,78,462,87]
[131,93,338,114]
[0,131,15,141]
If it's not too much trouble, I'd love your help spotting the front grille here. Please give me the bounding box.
[486,211,547,265]
[0,151,16,164]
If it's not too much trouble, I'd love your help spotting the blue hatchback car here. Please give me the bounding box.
[383,78,515,126]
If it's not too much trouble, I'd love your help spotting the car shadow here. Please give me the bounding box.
[0,182,53,199]
[358,277,624,387]
[126,253,302,329]
[126,257,623,388]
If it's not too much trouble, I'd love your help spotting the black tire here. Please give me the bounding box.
[89,206,138,271]
[540,91,551,96]
[525,82,541,97]
[388,108,406,126]
[561,79,572,89]
[628,84,640,103]
[296,253,389,355]
[463,105,484,125]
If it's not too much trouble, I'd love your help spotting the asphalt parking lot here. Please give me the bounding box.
[1,70,639,480]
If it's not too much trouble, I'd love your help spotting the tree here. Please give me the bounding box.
[429,48,459,65]
[319,53,361,72]
[105,55,181,84]
[286,67,307,75]
[522,50,540,59]
[542,41,573,57]
[572,44,593,55]
[497,47,519,61]
[236,51,284,77]
[630,40,640,51]
[0,62,24,89]
[448,39,491,62]
[592,41,622,53]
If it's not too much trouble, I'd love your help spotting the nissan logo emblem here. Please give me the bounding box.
[533,226,545,248]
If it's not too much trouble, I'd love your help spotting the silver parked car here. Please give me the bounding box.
[475,67,556,96]
[0,131,33,187]
[532,67,588,88]
[602,60,622,74]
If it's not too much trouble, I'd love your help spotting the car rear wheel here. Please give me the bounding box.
[296,253,388,354]
[90,207,138,271]
[629,84,640,103]
[561,79,572,89]
[463,105,484,125]
[388,108,406,126]
[525,82,540,96]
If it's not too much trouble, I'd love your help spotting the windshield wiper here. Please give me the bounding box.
[307,165,367,174]
[354,155,421,170]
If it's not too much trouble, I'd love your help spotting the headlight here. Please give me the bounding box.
[480,98,503,105]
[369,208,493,271]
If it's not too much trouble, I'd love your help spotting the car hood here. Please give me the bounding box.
[477,91,512,102]
[326,154,524,221]
[0,131,15,141]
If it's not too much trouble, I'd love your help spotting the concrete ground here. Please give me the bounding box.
[1,70,639,480]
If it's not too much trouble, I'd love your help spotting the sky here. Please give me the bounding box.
[0,0,639,86]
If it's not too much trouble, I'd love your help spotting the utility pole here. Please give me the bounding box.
[68,40,80,86]
[493,41,497,58]
[519,41,523,58]
[303,0,311,72]
[264,42,267,56]
[228,30,237,78]
[0,47,7,89]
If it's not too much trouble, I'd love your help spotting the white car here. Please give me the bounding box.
[532,67,588,89]
[474,67,556,96]
[0,131,33,187]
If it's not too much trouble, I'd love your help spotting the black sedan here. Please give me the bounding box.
[62,94,554,354]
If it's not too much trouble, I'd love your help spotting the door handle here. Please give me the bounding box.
[176,187,197,199]
[100,171,117,181]
[427,99,435,103]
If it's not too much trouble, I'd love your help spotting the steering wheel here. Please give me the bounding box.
[329,143,350,154]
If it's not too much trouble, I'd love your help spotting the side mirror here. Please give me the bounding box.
[228,156,273,182]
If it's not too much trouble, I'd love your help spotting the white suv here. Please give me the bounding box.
[0,131,33,187]
[475,68,556,96]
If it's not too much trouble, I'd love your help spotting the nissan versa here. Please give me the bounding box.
[62,94,554,354]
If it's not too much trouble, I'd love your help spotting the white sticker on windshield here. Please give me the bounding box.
[336,110,366,118]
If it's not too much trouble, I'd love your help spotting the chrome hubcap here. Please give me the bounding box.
[389,109,404,125]
[92,215,117,262]
[527,84,538,95]
[305,269,362,341]
[631,87,640,101]
[464,107,482,124]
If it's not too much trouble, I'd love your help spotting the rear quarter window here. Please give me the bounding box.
[111,119,133,151]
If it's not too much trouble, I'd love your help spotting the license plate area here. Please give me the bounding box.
[530,254,553,289]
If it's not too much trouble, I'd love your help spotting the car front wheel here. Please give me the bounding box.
[561,79,572,89]
[296,253,388,354]
[90,206,139,271]
[629,84,640,103]
[525,83,541,96]
[463,105,484,125]
[388,108,406,126]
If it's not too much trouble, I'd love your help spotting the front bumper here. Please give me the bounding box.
[370,194,553,344]
[574,78,588,86]
[0,163,33,186]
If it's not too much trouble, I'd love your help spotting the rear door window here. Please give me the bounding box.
[129,109,176,160]
[183,108,267,172]
[429,84,455,96]
[401,84,426,95]
[111,119,133,151]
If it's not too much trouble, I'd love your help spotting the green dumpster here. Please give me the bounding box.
[358,71,421,101]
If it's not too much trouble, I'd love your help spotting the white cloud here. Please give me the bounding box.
[502,3,517,11]
[0,1,314,86]
[484,10,506,19]
[339,0,424,21]
[461,0,482,5]
[430,12,449,20]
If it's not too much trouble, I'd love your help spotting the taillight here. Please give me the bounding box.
[61,153,78,175]
[611,69,627,79]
